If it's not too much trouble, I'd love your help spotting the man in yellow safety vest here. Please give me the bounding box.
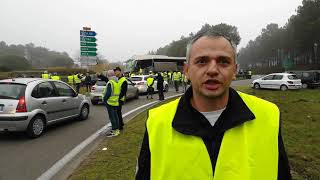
[136,30,292,179]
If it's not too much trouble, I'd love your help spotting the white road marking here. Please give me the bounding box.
[36,94,182,180]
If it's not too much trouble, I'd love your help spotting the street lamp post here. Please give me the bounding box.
[314,43,318,64]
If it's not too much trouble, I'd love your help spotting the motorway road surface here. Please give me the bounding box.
[0,80,254,180]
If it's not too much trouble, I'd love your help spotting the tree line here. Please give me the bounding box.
[0,41,74,71]
[237,0,320,73]
[149,23,241,57]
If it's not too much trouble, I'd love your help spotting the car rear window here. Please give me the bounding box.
[0,83,26,100]
[288,75,298,80]
[96,80,107,86]
[130,77,143,81]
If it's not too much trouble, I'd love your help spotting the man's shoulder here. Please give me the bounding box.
[149,98,180,115]
[237,91,278,110]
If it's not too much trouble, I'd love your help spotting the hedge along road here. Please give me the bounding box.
[0,89,181,180]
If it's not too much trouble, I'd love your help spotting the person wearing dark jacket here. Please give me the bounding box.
[114,67,127,130]
[136,30,292,179]
[84,72,92,92]
[97,72,109,83]
[156,72,164,100]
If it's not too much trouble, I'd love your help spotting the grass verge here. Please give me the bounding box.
[69,87,320,180]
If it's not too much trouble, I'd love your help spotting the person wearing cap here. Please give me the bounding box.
[41,70,50,79]
[114,67,127,130]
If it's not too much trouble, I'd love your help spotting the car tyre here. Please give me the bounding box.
[302,83,308,89]
[27,115,46,138]
[91,100,98,105]
[79,104,90,120]
[254,83,260,89]
[280,85,288,91]
[135,90,139,99]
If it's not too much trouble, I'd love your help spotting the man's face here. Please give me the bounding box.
[185,36,237,100]
[114,70,121,77]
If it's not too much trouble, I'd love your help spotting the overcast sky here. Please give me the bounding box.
[0,0,302,62]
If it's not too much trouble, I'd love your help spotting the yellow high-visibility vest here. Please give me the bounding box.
[74,74,81,84]
[41,73,50,79]
[51,76,60,80]
[102,80,120,106]
[68,75,74,84]
[147,92,279,180]
[147,77,154,87]
[118,77,127,102]
[172,72,181,81]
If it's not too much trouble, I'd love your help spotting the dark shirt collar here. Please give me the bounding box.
[172,86,255,138]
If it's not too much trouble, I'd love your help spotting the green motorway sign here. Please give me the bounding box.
[80,37,97,42]
[81,52,97,56]
[80,42,97,47]
[81,47,97,51]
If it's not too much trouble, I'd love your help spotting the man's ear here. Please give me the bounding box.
[232,64,238,80]
[183,63,189,80]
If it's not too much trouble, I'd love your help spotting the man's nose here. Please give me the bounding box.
[206,60,219,76]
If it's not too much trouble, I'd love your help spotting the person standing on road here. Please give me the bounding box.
[146,74,155,99]
[84,72,92,92]
[156,72,164,101]
[74,72,82,93]
[114,67,127,130]
[172,70,181,92]
[103,70,121,137]
[136,30,292,179]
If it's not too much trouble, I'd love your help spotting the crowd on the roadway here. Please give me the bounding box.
[39,67,190,137]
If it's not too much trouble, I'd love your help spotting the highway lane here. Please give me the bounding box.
[0,90,179,180]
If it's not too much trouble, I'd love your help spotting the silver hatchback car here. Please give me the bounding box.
[0,78,90,138]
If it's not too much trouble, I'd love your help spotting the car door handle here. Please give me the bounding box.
[41,101,47,105]
[62,99,67,103]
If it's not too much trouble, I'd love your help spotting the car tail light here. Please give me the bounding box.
[91,86,96,90]
[16,96,27,113]
[287,81,293,84]
[137,82,145,85]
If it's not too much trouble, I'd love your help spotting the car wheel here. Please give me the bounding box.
[91,100,98,105]
[254,83,260,89]
[302,83,308,89]
[280,85,288,91]
[79,104,89,120]
[27,115,45,138]
[135,90,139,99]
[164,84,169,92]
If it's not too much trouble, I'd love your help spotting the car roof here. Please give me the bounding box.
[0,78,43,84]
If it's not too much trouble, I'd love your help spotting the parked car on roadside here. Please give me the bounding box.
[0,78,90,138]
[130,75,169,94]
[89,78,139,105]
[287,70,320,89]
[252,73,301,91]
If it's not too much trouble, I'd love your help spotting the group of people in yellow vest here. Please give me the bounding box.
[41,71,84,93]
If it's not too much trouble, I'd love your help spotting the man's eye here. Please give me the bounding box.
[196,58,207,64]
[218,57,230,64]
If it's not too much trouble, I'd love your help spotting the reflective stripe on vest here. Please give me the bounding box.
[74,74,81,83]
[118,77,127,102]
[103,80,120,106]
[147,92,279,180]
[42,74,49,79]
[68,75,74,84]
[51,76,60,80]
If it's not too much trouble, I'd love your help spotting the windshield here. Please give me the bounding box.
[0,83,26,100]
[288,75,298,80]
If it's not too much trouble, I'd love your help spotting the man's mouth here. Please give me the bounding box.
[203,79,221,90]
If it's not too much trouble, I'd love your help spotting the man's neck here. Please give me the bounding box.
[190,90,229,112]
